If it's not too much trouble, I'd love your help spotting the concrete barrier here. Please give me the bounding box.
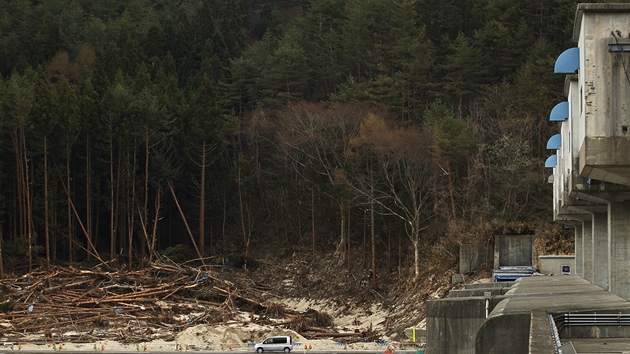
[447,288,507,298]
[426,297,497,353]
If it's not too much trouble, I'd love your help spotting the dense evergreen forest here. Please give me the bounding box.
[0,0,612,281]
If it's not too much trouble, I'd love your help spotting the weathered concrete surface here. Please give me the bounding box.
[538,255,575,275]
[567,338,630,352]
[608,201,630,300]
[579,137,630,186]
[582,223,593,282]
[575,225,583,276]
[591,211,608,290]
[464,281,514,289]
[494,235,535,268]
[476,276,630,353]
[447,287,507,298]
[475,304,530,353]
[528,309,556,353]
[426,297,499,354]
[575,3,630,185]
[428,276,630,353]
[563,324,630,339]
[459,243,492,274]
[426,282,511,353]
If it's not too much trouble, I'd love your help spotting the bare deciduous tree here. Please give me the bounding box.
[346,113,434,282]
[276,102,383,264]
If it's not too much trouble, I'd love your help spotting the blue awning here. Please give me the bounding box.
[547,134,561,150]
[550,102,569,122]
[545,155,558,168]
[554,47,580,74]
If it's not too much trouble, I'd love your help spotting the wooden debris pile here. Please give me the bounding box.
[0,262,269,343]
[0,262,380,345]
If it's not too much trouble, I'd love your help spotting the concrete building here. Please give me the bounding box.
[548,2,630,300]
[426,4,630,353]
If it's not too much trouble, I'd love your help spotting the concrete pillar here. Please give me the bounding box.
[608,201,630,300]
[583,221,593,282]
[592,212,609,290]
[575,224,583,277]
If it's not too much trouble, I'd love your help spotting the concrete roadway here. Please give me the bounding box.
[500,276,630,353]
[566,338,630,353]
[470,275,630,353]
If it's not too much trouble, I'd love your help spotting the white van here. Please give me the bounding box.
[254,336,292,353]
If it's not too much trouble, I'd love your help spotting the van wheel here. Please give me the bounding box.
[283,348,291,353]
[257,348,264,353]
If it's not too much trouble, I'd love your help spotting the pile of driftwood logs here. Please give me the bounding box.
[0,261,377,344]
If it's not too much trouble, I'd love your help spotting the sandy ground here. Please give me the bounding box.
[3,341,401,353]
[4,338,408,353]
[3,333,399,352]
[1,298,423,352]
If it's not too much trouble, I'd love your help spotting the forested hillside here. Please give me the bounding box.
[0,0,592,281]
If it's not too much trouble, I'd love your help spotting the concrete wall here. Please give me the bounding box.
[608,202,630,300]
[459,243,493,274]
[562,325,630,339]
[592,211,609,290]
[475,313,532,353]
[539,255,576,275]
[494,235,535,268]
[576,4,630,185]
[447,288,507,298]
[426,297,499,354]
[529,309,557,353]
[465,282,514,289]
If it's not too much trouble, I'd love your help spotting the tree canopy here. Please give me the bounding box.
[0,0,592,282]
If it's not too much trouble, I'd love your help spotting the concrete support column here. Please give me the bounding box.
[583,221,593,282]
[608,201,630,300]
[575,224,583,277]
[592,212,609,290]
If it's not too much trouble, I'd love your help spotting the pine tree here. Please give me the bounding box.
[440,32,489,117]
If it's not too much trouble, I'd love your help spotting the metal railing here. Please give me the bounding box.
[553,313,630,331]
[548,313,563,353]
